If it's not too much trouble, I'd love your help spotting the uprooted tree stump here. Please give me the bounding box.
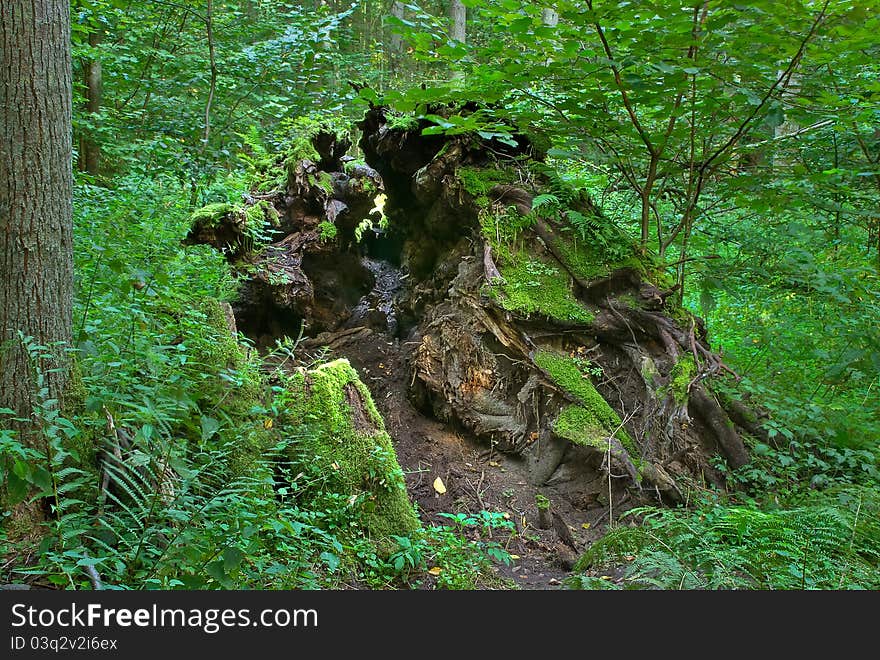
[184,105,766,512]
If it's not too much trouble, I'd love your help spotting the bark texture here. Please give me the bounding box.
[0,0,74,437]
[450,0,466,43]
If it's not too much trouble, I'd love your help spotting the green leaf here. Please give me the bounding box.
[206,560,231,587]
[200,415,220,441]
[5,470,28,504]
[320,551,339,573]
[223,546,245,572]
[31,467,53,494]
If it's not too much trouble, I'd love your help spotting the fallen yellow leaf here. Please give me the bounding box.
[509,554,520,560]
[581,523,591,529]
[433,477,447,494]
[489,461,501,467]
[263,418,273,429]
[428,567,442,576]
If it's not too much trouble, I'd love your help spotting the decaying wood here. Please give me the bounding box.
[482,242,504,283]
[188,105,766,508]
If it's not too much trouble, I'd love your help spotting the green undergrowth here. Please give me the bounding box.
[569,486,880,590]
[534,350,635,456]
[238,114,349,194]
[2,173,506,590]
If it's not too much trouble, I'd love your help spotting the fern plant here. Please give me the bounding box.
[570,487,880,590]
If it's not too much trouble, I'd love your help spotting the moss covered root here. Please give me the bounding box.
[534,350,635,456]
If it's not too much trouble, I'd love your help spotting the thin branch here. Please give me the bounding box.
[698,0,832,176]
[586,0,655,156]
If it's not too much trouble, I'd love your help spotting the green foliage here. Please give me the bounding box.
[570,487,880,590]
[385,112,420,132]
[0,175,428,590]
[71,0,359,192]
[318,221,338,242]
[35,0,880,593]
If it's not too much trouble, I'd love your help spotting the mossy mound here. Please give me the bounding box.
[534,349,635,455]
[189,202,233,228]
[280,359,420,542]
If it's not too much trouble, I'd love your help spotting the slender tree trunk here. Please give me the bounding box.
[202,0,217,152]
[772,70,801,170]
[80,26,102,176]
[450,0,466,43]
[388,0,405,76]
[0,1,74,441]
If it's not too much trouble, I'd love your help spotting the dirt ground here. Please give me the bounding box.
[324,328,633,590]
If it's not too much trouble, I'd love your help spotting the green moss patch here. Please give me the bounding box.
[486,251,595,324]
[458,166,516,208]
[553,230,644,282]
[534,350,635,456]
[189,202,233,229]
[667,355,696,404]
[280,359,420,542]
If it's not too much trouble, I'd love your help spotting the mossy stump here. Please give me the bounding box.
[281,359,420,542]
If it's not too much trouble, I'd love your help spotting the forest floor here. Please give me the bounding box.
[321,327,628,589]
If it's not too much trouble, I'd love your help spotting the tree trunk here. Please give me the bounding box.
[450,0,466,44]
[389,1,404,52]
[388,1,405,75]
[0,0,74,442]
[80,26,102,176]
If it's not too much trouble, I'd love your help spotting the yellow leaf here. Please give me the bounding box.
[263,418,273,429]
[581,523,591,529]
[489,461,501,467]
[509,555,520,560]
[331,462,340,471]
[427,567,442,576]
[433,477,447,494]
[502,512,510,519]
